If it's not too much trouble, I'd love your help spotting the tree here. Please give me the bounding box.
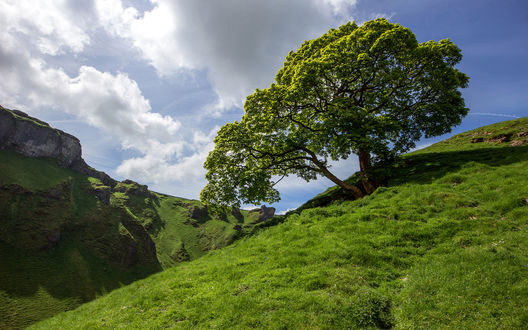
[200,18,469,207]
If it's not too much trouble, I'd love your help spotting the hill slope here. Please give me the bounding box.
[0,106,274,329]
[33,117,528,328]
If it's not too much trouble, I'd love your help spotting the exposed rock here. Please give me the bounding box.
[88,185,111,205]
[231,207,244,222]
[249,205,276,224]
[1,183,32,195]
[70,159,116,187]
[48,185,64,199]
[113,179,149,196]
[258,205,276,222]
[188,205,208,220]
[0,105,116,186]
[489,134,510,143]
[0,106,81,166]
[510,139,526,147]
[0,182,73,251]
[47,179,74,200]
[119,210,158,267]
[471,134,512,144]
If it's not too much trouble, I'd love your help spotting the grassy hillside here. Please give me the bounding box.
[33,117,528,328]
[112,185,263,269]
[0,151,263,329]
[0,151,157,329]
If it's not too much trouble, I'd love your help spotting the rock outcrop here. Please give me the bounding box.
[188,204,209,220]
[231,207,244,222]
[114,179,150,196]
[0,106,81,166]
[249,205,276,224]
[0,105,116,186]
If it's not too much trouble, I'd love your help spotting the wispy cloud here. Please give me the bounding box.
[470,112,521,119]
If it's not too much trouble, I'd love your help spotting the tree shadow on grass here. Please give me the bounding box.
[296,145,528,212]
[395,145,528,185]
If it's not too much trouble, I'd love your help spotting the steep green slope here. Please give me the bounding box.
[111,183,264,269]
[0,151,267,329]
[33,117,528,328]
[0,151,159,329]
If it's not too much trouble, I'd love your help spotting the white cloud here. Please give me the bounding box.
[368,12,396,20]
[0,50,181,156]
[1,0,361,201]
[115,127,219,198]
[0,0,92,55]
[95,0,357,112]
[320,0,358,14]
[0,1,184,186]
[116,143,211,183]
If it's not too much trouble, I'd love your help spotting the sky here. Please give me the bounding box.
[1,0,527,213]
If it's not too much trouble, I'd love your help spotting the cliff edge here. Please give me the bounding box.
[0,105,115,186]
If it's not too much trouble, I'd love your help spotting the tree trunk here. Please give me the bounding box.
[303,146,365,199]
[318,165,364,199]
[358,147,377,194]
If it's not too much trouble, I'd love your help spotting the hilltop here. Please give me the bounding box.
[0,106,276,329]
[32,117,528,328]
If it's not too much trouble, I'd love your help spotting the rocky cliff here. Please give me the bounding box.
[0,105,115,186]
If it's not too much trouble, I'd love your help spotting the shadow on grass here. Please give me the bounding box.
[396,145,528,185]
[296,145,528,213]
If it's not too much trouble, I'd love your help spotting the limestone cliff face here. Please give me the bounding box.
[0,105,115,186]
[0,106,82,167]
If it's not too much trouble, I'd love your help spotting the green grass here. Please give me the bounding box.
[111,189,258,269]
[0,151,161,329]
[0,238,155,329]
[0,151,74,191]
[31,117,528,328]
[0,150,261,328]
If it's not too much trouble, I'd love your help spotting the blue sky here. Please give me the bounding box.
[1,0,526,213]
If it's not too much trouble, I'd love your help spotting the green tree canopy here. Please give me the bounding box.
[201,18,469,207]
